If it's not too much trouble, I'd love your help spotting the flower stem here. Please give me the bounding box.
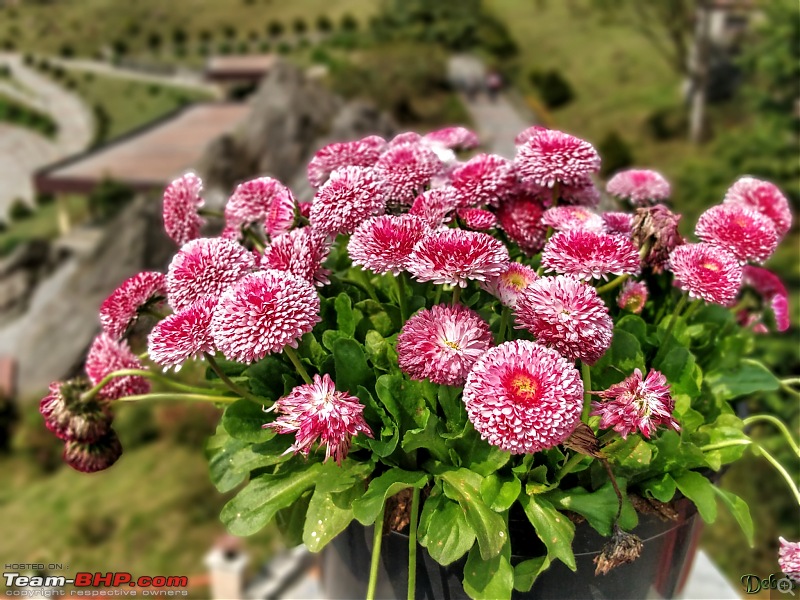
[115,393,238,404]
[682,299,703,322]
[581,361,592,421]
[407,487,421,600]
[743,415,800,457]
[555,452,586,483]
[497,306,510,344]
[433,285,442,306]
[452,286,461,306]
[283,346,312,385]
[80,369,210,402]
[354,269,379,301]
[782,378,800,387]
[752,442,800,505]
[396,273,409,322]
[198,208,224,218]
[596,274,629,295]
[244,227,265,252]
[601,458,625,523]
[366,505,385,600]
[204,353,263,403]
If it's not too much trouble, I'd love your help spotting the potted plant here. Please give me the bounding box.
[40,125,799,599]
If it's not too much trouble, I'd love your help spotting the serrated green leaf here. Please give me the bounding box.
[322,329,348,352]
[222,399,273,443]
[367,424,400,457]
[351,468,428,525]
[375,373,427,431]
[712,486,754,546]
[438,384,468,432]
[603,435,653,471]
[673,470,717,523]
[513,556,550,593]
[303,482,364,552]
[418,492,476,565]
[364,330,398,371]
[480,474,521,512]
[355,298,399,337]
[332,337,374,393]
[518,494,576,571]
[296,332,328,369]
[453,424,511,476]
[463,542,513,600]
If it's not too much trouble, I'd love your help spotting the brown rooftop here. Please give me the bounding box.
[35,103,249,195]
[205,54,277,82]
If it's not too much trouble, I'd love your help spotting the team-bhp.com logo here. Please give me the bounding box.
[4,571,189,597]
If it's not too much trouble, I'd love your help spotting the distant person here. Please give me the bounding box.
[486,71,503,102]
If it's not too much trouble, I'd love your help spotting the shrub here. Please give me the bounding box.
[267,19,284,37]
[222,24,237,40]
[644,107,687,141]
[277,41,291,54]
[172,26,188,46]
[87,178,134,221]
[340,13,358,32]
[9,199,34,221]
[146,31,162,51]
[59,43,74,58]
[293,17,307,34]
[529,69,575,109]
[1,39,15,51]
[598,131,634,177]
[316,14,333,33]
[199,29,213,43]
[258,41,271,53]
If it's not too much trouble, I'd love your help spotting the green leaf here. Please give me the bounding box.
[355,299,398,337]
[314,458,375,493]
[441,469,508,560]
[653,345,702,400]
[513,556,550,593]
[480,474,521,513]
[704,359,781,400]
[463,542,513,600]
[649,430,710,473]
[222,399,273,443]
[375,373,427,431]
[438,385,467,432]
[545,479,637,537]
[673,470,717,523]
[364,330,398,371]
[322,329,348,352]
[206,427,292,493]
[296,332,329,369]
[712,486,754,546]
[244,357,290,400]
[402,411,451,462]
[642,473,677,503]
[334,292,359,337]
[366,424,400,457]
[518,494,576,571]
[274,490,311,547]
[418,491,476,565]
[221,462,322,536]
[590,329,646,390]
[603,435,653,472]
[332,337,374,393]
[351,468,429,525]
[303,482,364,552]
[454,424,511,476]
[615,314,647,344]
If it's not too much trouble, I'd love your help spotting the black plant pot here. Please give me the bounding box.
[321,500,700,600]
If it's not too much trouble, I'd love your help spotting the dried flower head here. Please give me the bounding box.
[631,204,684,273]
[99,271,167,340]
[724,177,792,238]
[497,194,548,255]
[147,296,217,369]
[374,142,443,204]
[541,230,640,281]
[515,129,601,188]
[542,206,605,233]
[481,262,538,308]
[85,334,150,401]
[617,280,648,314]
[594,526,644,575]
[307,135,386,188]
[668,243,743,306]
[348,215,429,275]
[163,172,205,246]
[39,379,112,443]
[450,153,517,208]
[224,177,297,239]
[261,227,331,287]
[695,203,779,264]
[606,169,671,206]
[63,430,123,473]
[310,166,386,235]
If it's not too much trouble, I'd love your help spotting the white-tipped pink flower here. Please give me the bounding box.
[85,334,150,401]
[422,126,479,150]
[224,177,296,239]
[310,166,386,235]
[457,208,497,231]
[779,538,800,583]
[396,304,493,386]
[560,177,601,208]
[724,177,792,238]
[591,368,679,439]
[515,129,601,188]
[99,271,166,340]
[407,229,509,287]
[497,194,548,255]
[348,215,429,275]
[409,187,458,228]
[514,125,548,147]
[307,135,386,188]
[374,142,443,204]
[163,172,205,246]
[602,212,634,237]
[261,227,331,287]
[266,373,372,465]
[668,243,743,306]
[542,206,606,233]
[515,275,613,365]
[166,238,255,312]
[211,270,320,363]
[481,262,538,308]
[463,340,583,454]
[606,169,671,206]
[695,204,779,264]
[541,230,640,281]
[742,266,790,332]
[148,296,217,369]
[617,280,648,314]
[450,153,516,208]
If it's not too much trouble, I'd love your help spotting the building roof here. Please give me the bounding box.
[34,102,249,195]
[204,54,277,82]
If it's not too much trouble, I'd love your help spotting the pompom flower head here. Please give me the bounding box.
[307,135,386,188]
[85,334,150,401]
[497,193,547,255]
[410,188,458,228]
[514,125,549,147]
[211,270,320,364]
[63,430,123,473]
[407,229,509,287]
[542,206,605,233]
[617,280,648,314]
[695,203,779,264]
[163,172,205,246]
[668,243,742,306]
[515,129,601,188]
[450,153,516,208]
[457,208,497,231]
[602,212,634,237]
[261,227,331,287]
[591,368,679,439]
[422,126,479,150]
[481,262,538,308]
[462,340,583,454]
[779,538,800,583]
[374,142,443,204]
[396,304,493,386]
[515,275,613,365]
[724,176,792,238]
[266,374,373,465]
[560,177,601,208]
[99,271,166,340]
[741,266,790,332]
[39,379,112,443]
[606,169,671,206]
[541,230,640,281]
[148,296,217,369]
[310,166,386,235]
[166,238,255,312]
[224,177,297,239]
[348,215,429,275]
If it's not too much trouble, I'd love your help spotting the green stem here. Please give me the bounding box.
[244,227,265,252]
[581,361,592,421]
[743,415,800,457]
[115,393,237,404]
[700,439,752,453]
[752,443,800,506]
[397,273,409,322]
[555,452,586,483]
[283,346,312,385]
[653,293,688,364]
[497,306,510,344]
[452,286,461,306]
[407,487,421,600]
[781,378,800,387]
[433,285,442,306]
[366,505,386,600]
[198,208,225,218]
[204,353,263,403]
[80,369,210,402]
[683,299,703,322]
[596,274,629,295]
[354,269,379,301]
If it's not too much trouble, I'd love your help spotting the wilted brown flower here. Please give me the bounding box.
[631,204,684,273]
[594,525,644,575]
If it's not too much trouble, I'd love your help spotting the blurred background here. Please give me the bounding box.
[0,0,797,597]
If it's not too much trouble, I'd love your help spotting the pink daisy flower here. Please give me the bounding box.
[147,296,217,369]
[422,126,479,150]
[85,334,150,401]
[515,129,601,188]
[389,132,423,146]
[396,304,493,386]
[481,262,538,308]
[514,125,549,147]
[310,166,386,235]
[224,177,297,240]
[449,153,517,208]
[374,142,443,204]
[695,204,779,264]
[632,205,684,273]
[724,177,792,238]
[457,208,497,231]
[166,238,255,312]
[742,266,790,332]
[617,280,648,314]
[497,194,548,255]
[407,229,509,287]
[348,215,429,275]
[99,271,166,340]
[39,379,112,443]
[261,227,331,287]
[211,270,320,364]
[542,206,606,233]
[298,201,312,219]
[163,172,205,246]
[668,243,743,306]
[63,430,123,473]
[602,212,634,237]
[560,177,601,208]
[541,230,640,281]
[266,373,372,465]
[307,135,386,188]
[606,169,671,206]
[591,368,679,439]
[462,340,583,454]
[515,275,613,365]
[409,188,458,228]
[779,538,800,582]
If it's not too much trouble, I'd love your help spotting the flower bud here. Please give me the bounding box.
[39,379,113,443]
[63,430,123,473]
